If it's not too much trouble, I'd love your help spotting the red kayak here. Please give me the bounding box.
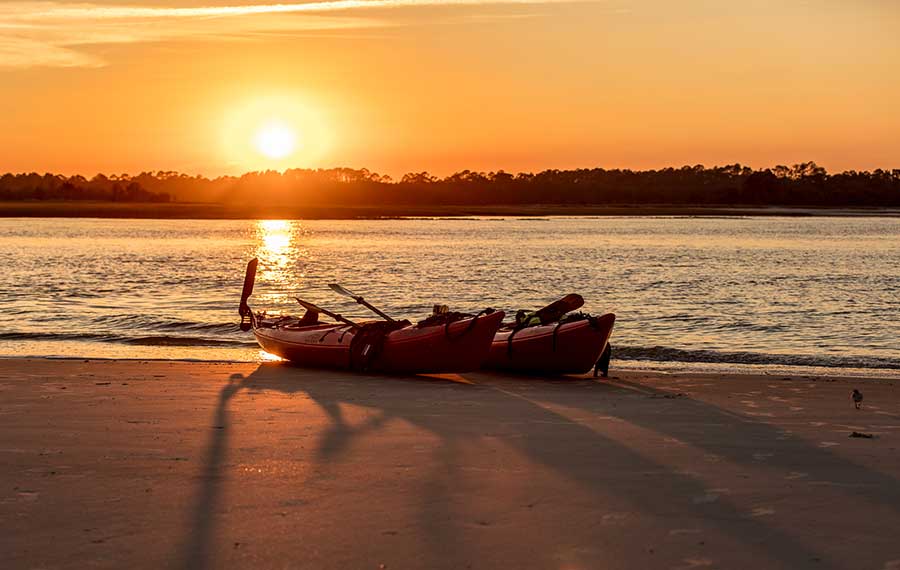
[239,258,503,373]
[253,311,504,373]
[485,313,616,375]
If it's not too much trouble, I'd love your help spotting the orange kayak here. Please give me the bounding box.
[485,313,615,375]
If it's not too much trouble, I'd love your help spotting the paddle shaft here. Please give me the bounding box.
[296,298,359,328]
[352,295,394,322]
[328,283,395,322]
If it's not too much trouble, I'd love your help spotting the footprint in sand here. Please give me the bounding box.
[750,507,776,517]
[676,558,715,569]
[669,529,703,536]
[692,493,719,504]
[17,491,39,502]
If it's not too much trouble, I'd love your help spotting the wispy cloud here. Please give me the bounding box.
[0,0,597,69]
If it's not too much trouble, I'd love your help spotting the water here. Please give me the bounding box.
[1,217,898,376]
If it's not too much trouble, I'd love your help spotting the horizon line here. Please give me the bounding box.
[5,161,899,180]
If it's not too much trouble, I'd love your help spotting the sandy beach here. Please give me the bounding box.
[2,359,899,569]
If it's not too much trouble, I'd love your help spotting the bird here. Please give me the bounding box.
[851,389,863,410]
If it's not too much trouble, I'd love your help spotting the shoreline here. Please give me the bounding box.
[3,358,899,569]
[2,201,900,219]
[2,355,898,380]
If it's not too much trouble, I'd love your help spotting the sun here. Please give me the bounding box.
[254,122,297,160]
[220,93,332,171]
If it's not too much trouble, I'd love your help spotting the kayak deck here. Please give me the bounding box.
[485,313,616,374]
[254,311,505,374]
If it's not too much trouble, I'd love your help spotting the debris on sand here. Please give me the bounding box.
[849,431,874,439]
[651,392,686,399]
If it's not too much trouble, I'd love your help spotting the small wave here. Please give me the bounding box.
[0,331,116,342]
[0,331,256,348]
[615,345,900,370]
[710,321,789,333]
[123,336,255,347]
[91,314,238,334]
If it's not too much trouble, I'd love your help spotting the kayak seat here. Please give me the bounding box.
[297,308,320,327]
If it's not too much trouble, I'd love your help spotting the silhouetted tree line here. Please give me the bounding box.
[2,162,899,207]
[0,173,170,202]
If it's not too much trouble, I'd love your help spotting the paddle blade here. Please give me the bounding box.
[239,258,258,318]
[328,283,356,298]
[296,298,324,314]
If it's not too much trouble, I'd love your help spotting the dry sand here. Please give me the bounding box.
[1,359,899,570]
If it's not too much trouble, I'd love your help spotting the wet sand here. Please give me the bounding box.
[1,359,899,569]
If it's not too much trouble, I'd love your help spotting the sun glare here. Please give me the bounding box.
[221,94,332,172]
[254,123,297,159]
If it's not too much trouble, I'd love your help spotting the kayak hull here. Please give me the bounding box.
[254,311,505,374]
[485,314,615,374]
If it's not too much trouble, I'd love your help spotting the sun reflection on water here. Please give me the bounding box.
[259,220,292,256]
[255,220,304,304]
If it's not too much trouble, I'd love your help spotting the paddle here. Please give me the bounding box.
[296,297,359,328]
[328,283,395,322]
[238,258,258,331]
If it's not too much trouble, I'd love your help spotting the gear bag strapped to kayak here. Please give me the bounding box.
[416,308,498,340]
[349,319,411,371]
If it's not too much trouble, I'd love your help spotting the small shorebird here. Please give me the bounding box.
[851,389,863,410]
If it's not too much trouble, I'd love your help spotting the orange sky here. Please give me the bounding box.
[1,0,898,177]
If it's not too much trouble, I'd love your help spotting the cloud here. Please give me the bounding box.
[0,0,598,69]
[0,36,104,68]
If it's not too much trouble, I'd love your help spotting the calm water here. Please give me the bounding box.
[1,217,899,376]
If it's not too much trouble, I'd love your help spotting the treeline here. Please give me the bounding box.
[2,162,899,207]
[0,173,171,202]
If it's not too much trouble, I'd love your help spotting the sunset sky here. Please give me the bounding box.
[1,0,898,178]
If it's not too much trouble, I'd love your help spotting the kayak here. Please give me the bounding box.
[239,257,504,373]
[253,311,505,373]
[485,313,616,375]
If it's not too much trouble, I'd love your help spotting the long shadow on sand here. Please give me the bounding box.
[180,373,244,570]
[510,373,900,505]
[179,364,898,569]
